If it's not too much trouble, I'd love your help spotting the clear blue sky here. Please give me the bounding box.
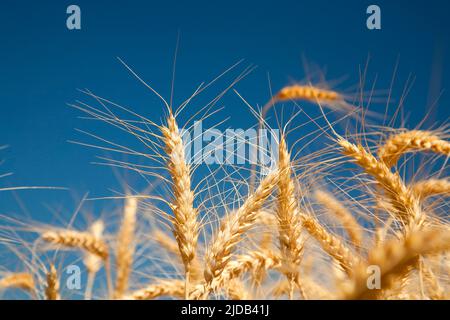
[0,0,449,220]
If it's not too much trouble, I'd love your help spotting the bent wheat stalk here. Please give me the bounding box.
[162,113,199,299]
[378,130,450,167]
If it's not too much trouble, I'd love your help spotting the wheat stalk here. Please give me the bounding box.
[45,264,60,300]
[378,130,450,167]
[204,171,279,294]
[114,196,138,299]
[162,113,199,299]
[315,190,363,248]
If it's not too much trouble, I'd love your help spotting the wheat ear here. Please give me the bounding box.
[342,227,450,299]
[301,214,361,276]
[45,264,60,300]
[126,279,185,300]
[378,130,450,167]
[42,230,109,259]
[204,171,279,292]
[276,137,304,299]
[338,138,424,230]
[190,250,281,300]
[276,85,340,103]
[41,230,112,297]
[315,190,363,248]
[162,113,199,299]
[114,197,138,299]
[0,273,35,293]
[222,250,281,285]
[412,178,450,200]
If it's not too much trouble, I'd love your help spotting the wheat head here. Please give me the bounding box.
[378,130,450,167]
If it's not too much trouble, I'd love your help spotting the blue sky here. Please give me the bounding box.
[0,0,449,220]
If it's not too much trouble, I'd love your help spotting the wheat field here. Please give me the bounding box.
[0,64,449,300]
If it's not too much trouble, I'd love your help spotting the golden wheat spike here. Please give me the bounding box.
[315,189,363,248]
[45,265,60,300]
[0,273,35,293]
[338,137,424,230]
[276,85,340,103]
[42,230,109,259]
[42,229,113,297]
[412,178,450,200]
[161,113,199,298]
[378,130,450,167]
[222,250,281,284]
[190,250,281,300]
[204,171,279,292]
[276,136,304,299]
[300,213,361,276]
[125,279,185,300]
